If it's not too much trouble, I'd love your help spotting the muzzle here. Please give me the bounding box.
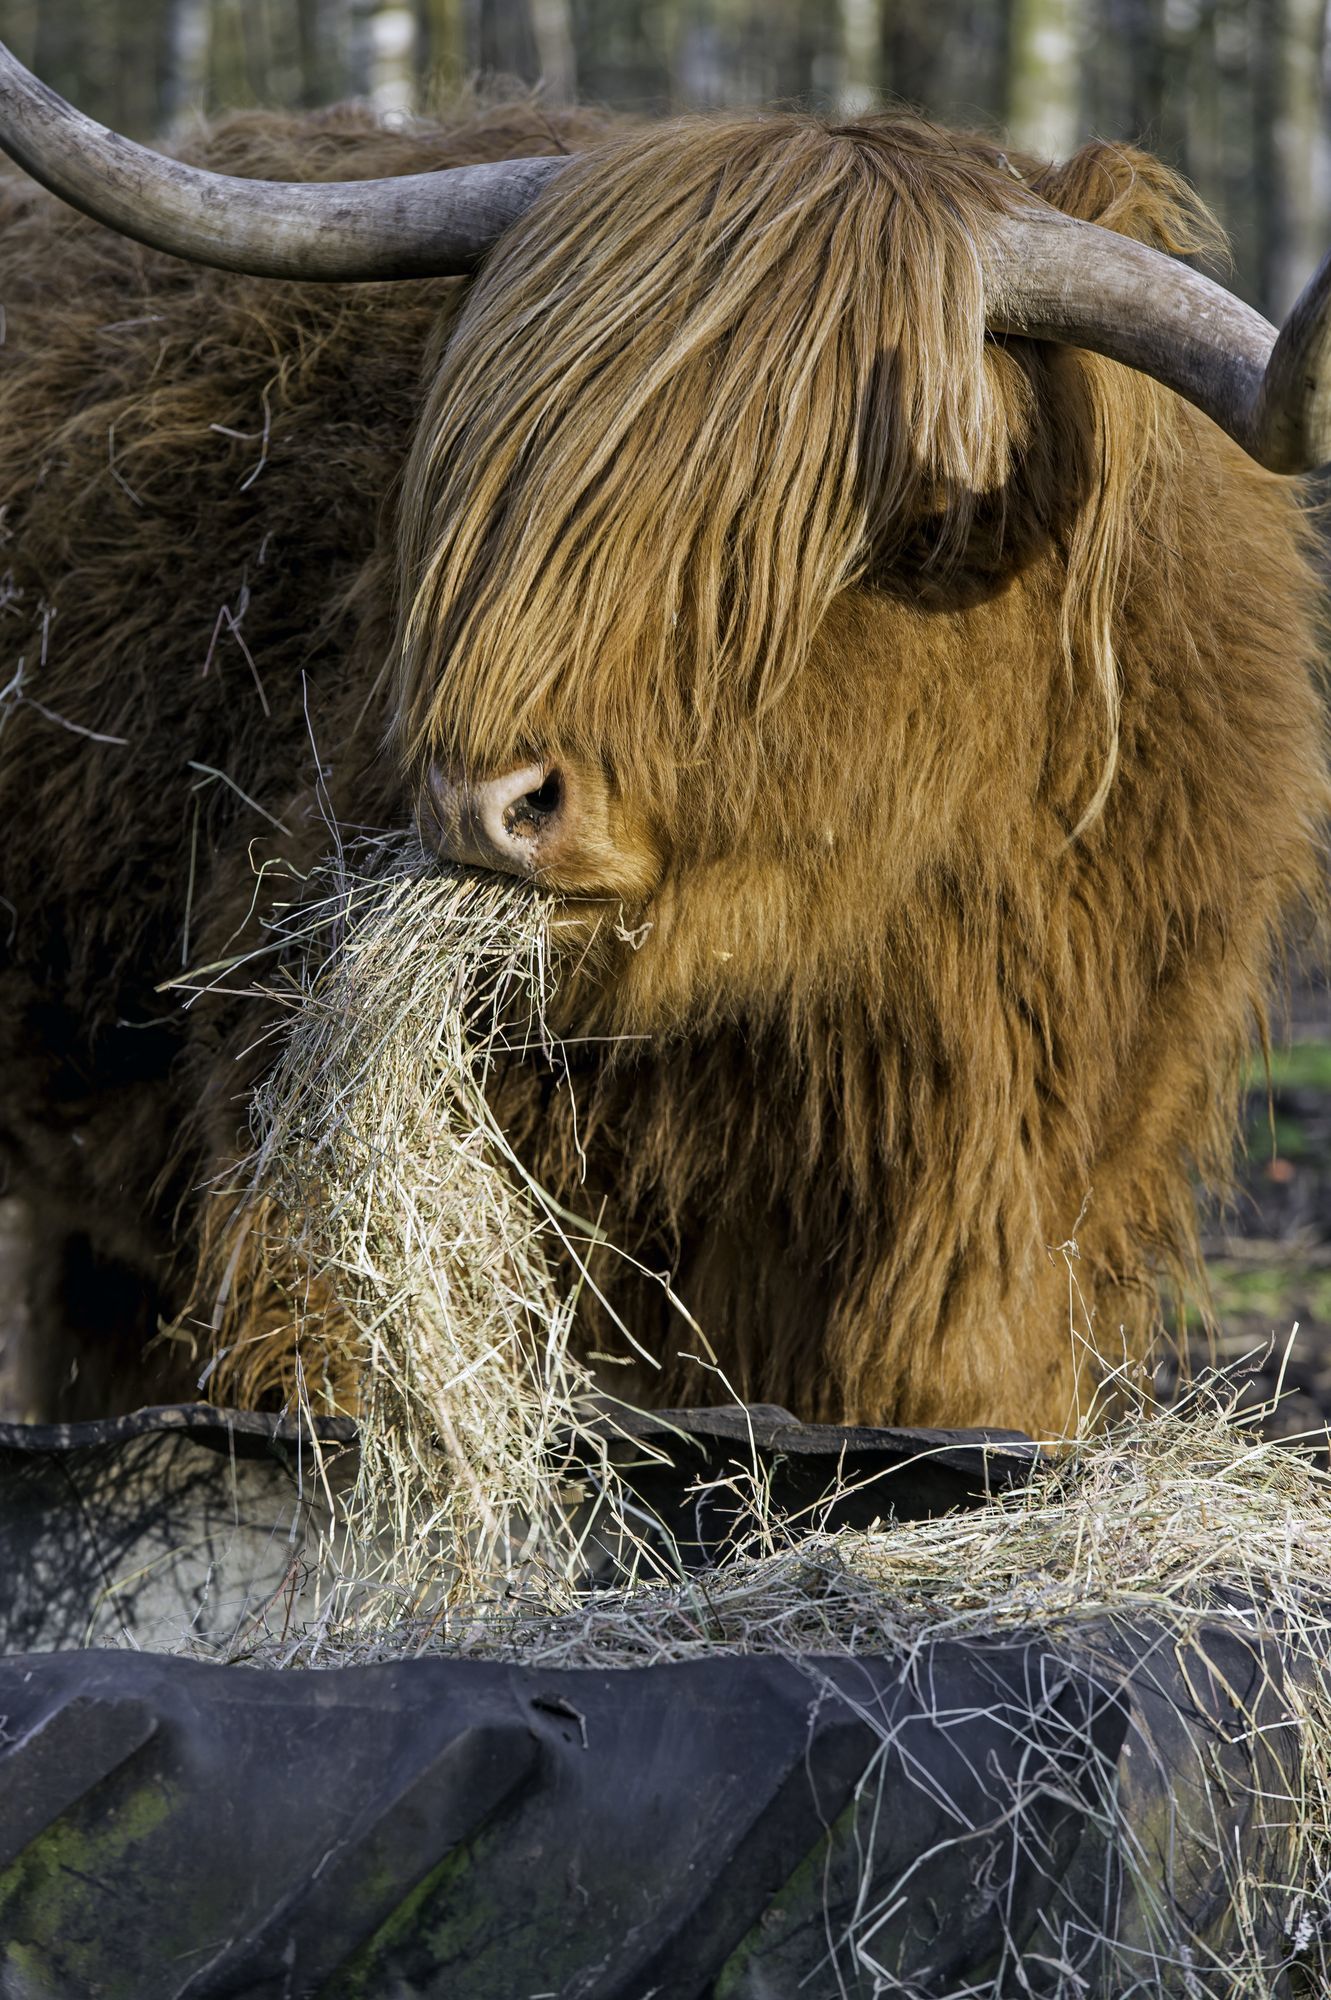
[420,760,573,878]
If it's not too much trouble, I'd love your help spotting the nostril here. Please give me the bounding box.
[426,759,571,876]
[503,768,564,835]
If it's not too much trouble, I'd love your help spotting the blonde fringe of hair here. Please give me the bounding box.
[393,114,1225,839]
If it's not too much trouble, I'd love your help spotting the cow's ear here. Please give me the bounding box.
[1025,141,1227,264]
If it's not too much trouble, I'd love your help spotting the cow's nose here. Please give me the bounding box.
[423,760,570,876]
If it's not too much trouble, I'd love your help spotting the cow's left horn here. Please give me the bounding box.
[983,206,1331,474]
[0,41,569,279]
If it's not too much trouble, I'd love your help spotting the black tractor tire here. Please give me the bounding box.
[0,1408,1320,1997]
[0,1612,1318,1998]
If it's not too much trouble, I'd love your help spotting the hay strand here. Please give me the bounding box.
[195,837,643,1606]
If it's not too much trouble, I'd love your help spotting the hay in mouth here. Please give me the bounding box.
[189,836,652,1604]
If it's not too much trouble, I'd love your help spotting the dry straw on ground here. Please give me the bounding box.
[250,1390,1331,1996]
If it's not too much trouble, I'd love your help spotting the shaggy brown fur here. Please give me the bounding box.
[0,101,1325,1432]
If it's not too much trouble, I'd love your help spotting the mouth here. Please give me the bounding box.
[416,834,650,971]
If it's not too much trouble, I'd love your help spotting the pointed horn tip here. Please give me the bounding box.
[0,39,571,281]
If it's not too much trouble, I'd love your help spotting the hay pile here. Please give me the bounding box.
[194,837,649,1605]
[244,1395,1331,1996]
[266,1390,1331,1664]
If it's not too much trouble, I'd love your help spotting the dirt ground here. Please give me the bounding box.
[1157,967,1331,1446]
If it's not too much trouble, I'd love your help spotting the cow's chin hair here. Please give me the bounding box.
[532,886,657,1022]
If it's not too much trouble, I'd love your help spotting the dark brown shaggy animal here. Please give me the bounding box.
[0,99,1325,1434]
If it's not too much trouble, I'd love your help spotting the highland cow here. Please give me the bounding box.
[0,48,1327,1435]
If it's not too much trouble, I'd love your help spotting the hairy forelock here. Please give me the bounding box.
[393,113,1225,846]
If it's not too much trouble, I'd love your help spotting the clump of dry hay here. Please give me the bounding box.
[197,837,638,1605]
[270,1387,1331,1665]
[242,1393,1331,1994]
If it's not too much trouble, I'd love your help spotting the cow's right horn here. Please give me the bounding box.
[983,205,1331,474]
[0,41,568,280]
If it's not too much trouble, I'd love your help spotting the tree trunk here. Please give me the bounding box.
[294,0,345,108]
[465,0,542,83]
[1006,0,1082,159]
[32,0,90,115]
[571,0,669,110]
[841,0,880,114]
[1251,0,1286,311]
[160,0,212,125]
[1271,0,1329,313]
[414,0,464,102]
[881,0,949,112]
[531,0,577,100]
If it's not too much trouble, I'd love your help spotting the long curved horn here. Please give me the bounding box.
[982,207,1331,473]
[0,40,569,279]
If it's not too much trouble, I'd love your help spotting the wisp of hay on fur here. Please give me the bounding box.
[192,836,654,1606]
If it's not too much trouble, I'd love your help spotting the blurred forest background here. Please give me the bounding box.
[1,0,1328,316]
